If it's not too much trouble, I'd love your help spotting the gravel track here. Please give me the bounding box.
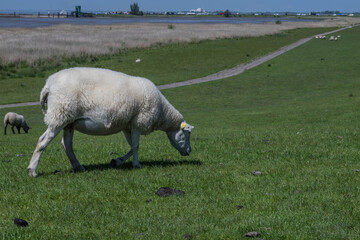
[158,26,353,90]
[0,26,353,109]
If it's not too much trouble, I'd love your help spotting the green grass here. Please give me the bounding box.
[0,27,335,105]
[1,26,360,239]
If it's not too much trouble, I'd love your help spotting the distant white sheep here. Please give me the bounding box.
[28,67,194,177]
[4,112,30,135]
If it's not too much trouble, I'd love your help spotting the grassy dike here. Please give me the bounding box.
[0,27,335,105]
[0,26,360,238]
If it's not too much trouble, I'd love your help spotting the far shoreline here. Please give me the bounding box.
[0,12,324,19]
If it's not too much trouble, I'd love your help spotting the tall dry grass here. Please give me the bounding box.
[0,17,359,65]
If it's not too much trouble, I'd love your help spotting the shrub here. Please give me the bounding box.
[130,3,141,16]
[16,68,37,78]
[224,10,231,17]
[276,20,282,24]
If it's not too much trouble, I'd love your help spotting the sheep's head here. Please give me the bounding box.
[23,122,30,133]
[167,121,194,156]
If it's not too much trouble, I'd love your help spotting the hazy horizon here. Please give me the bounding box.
[1,0,359,13]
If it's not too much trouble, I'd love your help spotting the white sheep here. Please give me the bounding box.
[27,67,194,177]
[4,112,30,135]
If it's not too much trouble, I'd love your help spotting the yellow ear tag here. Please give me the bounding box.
[181,122,186,129]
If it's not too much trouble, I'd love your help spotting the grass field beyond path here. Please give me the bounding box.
[0,27,335,105]
[0,26,360,239]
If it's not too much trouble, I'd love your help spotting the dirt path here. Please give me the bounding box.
[0,25,354,109]
[158,26,353,90]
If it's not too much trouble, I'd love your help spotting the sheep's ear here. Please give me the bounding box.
[181,122,194,132]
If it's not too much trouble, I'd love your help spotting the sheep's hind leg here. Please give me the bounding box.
[110,131,133,167]
[4,123,7,135]
[130,130,141,168]
[110,130,141,168]
[62,127,85,172]
[11,126,15,134]
[27,127,62,177]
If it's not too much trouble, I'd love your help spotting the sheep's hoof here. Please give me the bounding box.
[110,159,117,167]
[74,165,85,172]
[110,159,121,167]
[110,158,126,167]
[132,162,142,168]
[27,168,38,177]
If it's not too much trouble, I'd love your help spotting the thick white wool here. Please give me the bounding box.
[42,67,183,134]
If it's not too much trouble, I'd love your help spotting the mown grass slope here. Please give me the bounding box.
[0,26,359,239]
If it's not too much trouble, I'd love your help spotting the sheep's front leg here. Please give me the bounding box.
[131,130,141,168]
[62,127,85,172]
[110,131,133,167]
[27,127,62,177]
[16,126,21,134]
[11,126,15,134]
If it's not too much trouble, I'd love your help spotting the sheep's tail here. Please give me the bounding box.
[40,86,49,115]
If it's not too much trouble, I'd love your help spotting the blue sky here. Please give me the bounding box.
[1,0,359,12]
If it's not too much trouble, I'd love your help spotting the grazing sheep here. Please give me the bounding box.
[28,67,194,177]
[4,112,30,135]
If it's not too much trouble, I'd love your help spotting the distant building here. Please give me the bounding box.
[187,8,206,15]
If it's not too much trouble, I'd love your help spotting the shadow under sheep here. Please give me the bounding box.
[43,159,202,176]
[86,159,202,171]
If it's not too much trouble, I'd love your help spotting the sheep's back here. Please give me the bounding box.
[43,67,161,131]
